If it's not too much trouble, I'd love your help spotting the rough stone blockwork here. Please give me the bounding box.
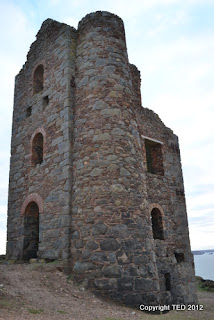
[7,11,197,307]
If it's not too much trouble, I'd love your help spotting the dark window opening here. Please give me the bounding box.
[26,106,32,117]
[33,64,44,94]
[175,252,185,263]
[151,208,164,240]
[23,201,39,260]
[70,76,75,88]
[145,139,164,175]
[32,132,44,166]
[43,96,49,108]
[164,273,171,291]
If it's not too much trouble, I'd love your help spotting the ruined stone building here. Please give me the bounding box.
[7,11,197,306]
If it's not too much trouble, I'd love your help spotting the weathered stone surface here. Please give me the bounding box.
[7,10,197,310]
[135,278,159,292]
[74,262,95,273]
[120,167,131,177]
[103,265,121,277]
[94,278,118,290]
[92,100,109,110]
[100,109,120,118]
[90,168,103,177]
[92,223,108,236]
[92,133,111,142]
[100,239,121,251]
[108,225,129,238]
[118,277,134,291]
[85,240,99,250]
[91,252,108,262]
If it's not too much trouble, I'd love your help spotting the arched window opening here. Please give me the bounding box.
[23,201,39,260]
[151,208,164,240]
[33,64,44,94]
[32,133,44,166]
[26,106,32,117]
[43,95,49,108]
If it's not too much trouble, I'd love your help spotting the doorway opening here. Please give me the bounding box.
[23,201,39,260]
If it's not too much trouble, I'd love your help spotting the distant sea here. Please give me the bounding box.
[193,252,214,281]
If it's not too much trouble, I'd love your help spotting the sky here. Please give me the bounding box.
[0,0,214,254]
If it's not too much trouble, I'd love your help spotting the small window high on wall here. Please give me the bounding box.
[151,208,164,240]
[145,139,164,175]
[33,64,44,94]
[32,133,44,166]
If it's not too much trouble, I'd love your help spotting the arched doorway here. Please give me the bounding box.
[23,201,39,260]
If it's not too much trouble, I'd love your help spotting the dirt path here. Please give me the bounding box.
[0,262,213,320]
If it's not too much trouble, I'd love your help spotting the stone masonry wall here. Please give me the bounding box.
[133,104,197,304]
[7,11,197,308]
[7,19,77,260]
[72,11,161,306]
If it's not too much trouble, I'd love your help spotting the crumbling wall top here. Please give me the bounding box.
[36,18,76,39]
[78,11,124,31]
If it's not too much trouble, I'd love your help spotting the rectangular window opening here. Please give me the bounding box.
[164,273,171,291]
[26,106,32,117]
[145,139,164,176]
[174,252,185,263]
[43,96,49,108]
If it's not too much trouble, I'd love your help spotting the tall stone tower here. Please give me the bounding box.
[7,11,197,307]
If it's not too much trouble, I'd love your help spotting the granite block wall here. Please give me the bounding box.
[7,11,197,307]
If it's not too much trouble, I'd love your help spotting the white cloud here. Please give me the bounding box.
[104,0,178,19]
[62,16,79,29]
[189,223,214,250]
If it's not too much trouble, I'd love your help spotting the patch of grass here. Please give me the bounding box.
[29,263,45,271]
[57,310,67,314]
[28,308,44,314]
[45,259,61,265]
[66,274,74,282]
[0,299,12,309]
[197,282,214,292]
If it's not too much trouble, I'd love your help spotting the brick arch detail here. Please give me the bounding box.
[149,203,165,217]
[30,127,46,164]
[32,60,46,76]
[21,193,44,215]
[149,203,165,231]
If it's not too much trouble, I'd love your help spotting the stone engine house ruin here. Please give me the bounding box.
[7,11,197,307]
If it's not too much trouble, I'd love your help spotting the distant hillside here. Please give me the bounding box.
[192,249,214,255]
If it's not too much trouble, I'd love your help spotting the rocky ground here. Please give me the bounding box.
[0,261,214,320]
